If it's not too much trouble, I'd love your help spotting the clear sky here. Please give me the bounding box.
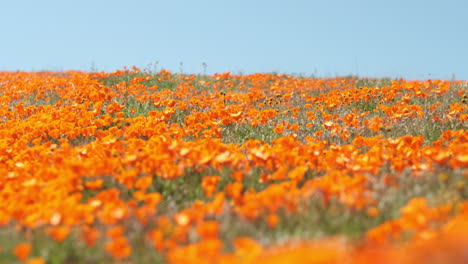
[1,0,467,80]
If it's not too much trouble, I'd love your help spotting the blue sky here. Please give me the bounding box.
[1,0,467,79]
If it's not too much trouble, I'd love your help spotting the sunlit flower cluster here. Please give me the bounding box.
[0,68,466,263]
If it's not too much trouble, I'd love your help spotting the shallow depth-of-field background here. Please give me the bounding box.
[0,68,467,263]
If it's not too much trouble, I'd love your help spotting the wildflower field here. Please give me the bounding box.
[0,68,467,263]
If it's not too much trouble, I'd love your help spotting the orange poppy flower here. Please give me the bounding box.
[273,124,285,134]
[106,225,126,240]
[84,179,104,190]
[134,176,153,190]
[25,257,45,264]
[267,213,279,228]
[47,226,70,242]
[287,165,308,182]
[105,236,132,259]
[197,220,220,240]
[13,242,31,261]
[366,206,379,217]
[82,226,100,248]
[201,175,221,198]
[234,237,263,260]
[149,229,165,252]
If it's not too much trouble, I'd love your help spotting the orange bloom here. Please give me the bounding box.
[105,236,132,259]
[13,242,31,261]
[366,206,379,217]
[271,165,288,181]
[149,229,165,252]
[82,226,100,248]
[106,102,126,114]
[225,182,244,202]
[47,226,71,242]
[134,176,153,190]
[287,123,300,132]
[234,237,263,260]
[106,225,125,239]
[201,175,221,198]
[231,171,245,182]
[197,220,220,240]
[174,212,191,227]
[267,213,279,228]
[273,124,285,134]
[287,165,308,182]
[84,179,104,190]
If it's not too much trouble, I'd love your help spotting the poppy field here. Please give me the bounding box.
[0,68,467,263]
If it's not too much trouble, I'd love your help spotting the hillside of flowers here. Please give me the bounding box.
[0,68,467,263]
